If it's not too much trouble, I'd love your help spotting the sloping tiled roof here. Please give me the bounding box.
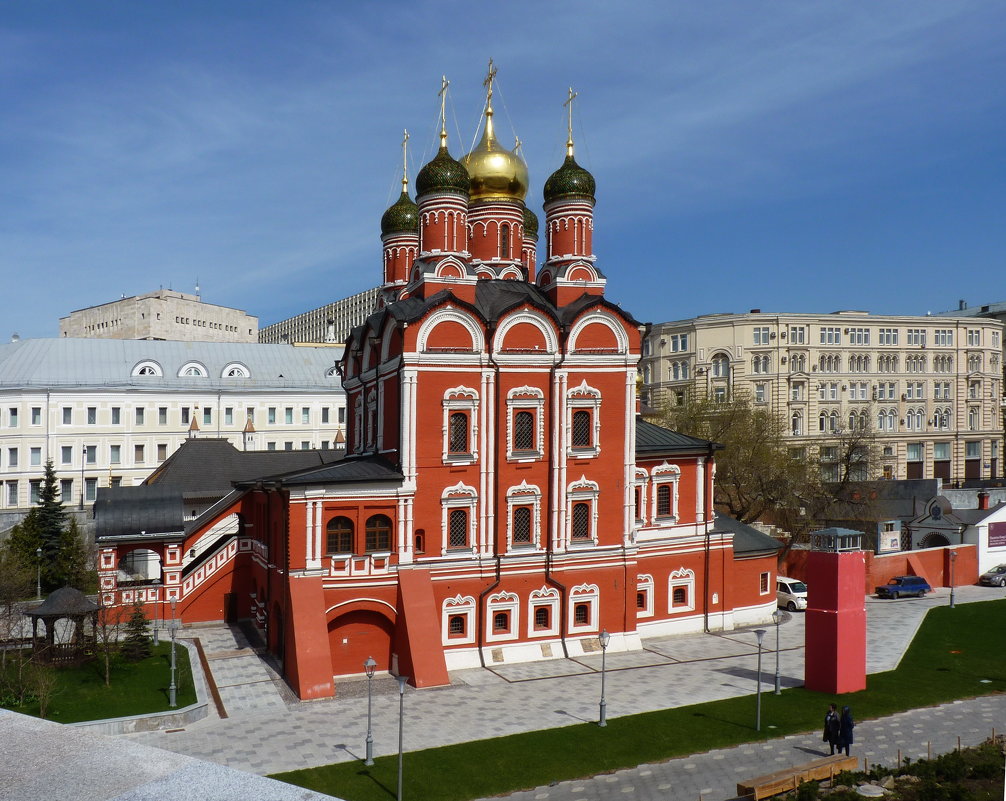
[713,514,783,555]
[144,438,343,494]
[635,416,719,454]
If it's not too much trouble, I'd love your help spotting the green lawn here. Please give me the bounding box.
[1,641,196,723]
[273,599,1006,801]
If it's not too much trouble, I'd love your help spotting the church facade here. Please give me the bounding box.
[96,73,779,699]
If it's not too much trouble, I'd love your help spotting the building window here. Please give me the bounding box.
[321,408,330,424]
[512,506,532,545]
[711,353,729,377]
[820,327,841,345]
[8,448,18,467]
[60,479,72,502]
[110,407,120,425]
[6,481,18,506]
[571,502,591,541]
[29,481,40,505]
[365,514,392,552]
[752,326,770,345]
[789,326,806,344]
[878,327,898,345]
[448,508,468,548]
[224,408,234,425]
[848,327,870,345]
[448,615,466,637]
[181,407,190,425]
[448,412,469,454]
[752,354,770,374]
[571,410,592,448]
[493,611,510,633]
[934,329,953,346]
[284,407,293,424]
[158,407,168,425]
[84,445,96,465]
[134,444,145,463]
[754,383,766,403]
[534,606,549,630]
[60,446,72,465]
[30,407,41,426]
[326,516,354,554]
[967,329,981,346]
[513,411,535,451]
[573,603,589,625]
[302,407,310,424]
[157,443,167,461]
[760,572,770,594]
[791,411,803,436]
[85,478,97,502]
[268,407,276,424]
[87,407,97,425]
[109,445,121,464]
[656,484,672,517]
[29,447,41,466]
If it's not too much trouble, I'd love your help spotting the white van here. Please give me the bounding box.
[776,576,808,611]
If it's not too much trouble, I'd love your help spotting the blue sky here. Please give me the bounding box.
[1,1,1004,338]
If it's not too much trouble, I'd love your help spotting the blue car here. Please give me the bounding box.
[875,576,932,599]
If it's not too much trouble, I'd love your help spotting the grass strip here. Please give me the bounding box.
[272,600,1006,801]
[2,641,196,722]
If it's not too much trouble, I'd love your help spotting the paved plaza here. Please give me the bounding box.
[111,585,1006,800]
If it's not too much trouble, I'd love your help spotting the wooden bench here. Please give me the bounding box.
[737,754,858,800]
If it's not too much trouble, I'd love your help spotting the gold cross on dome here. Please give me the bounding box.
[438,75,450,144]
[483,58,498,103]
[401,129,409,188]
[563,87,578,147]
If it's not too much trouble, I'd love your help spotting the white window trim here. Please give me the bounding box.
[441,482,478,556]
[650,463,680,523]
[131,360,163,377]
[178,361,208,378]
[637,574,654,619]
[669,567,696,613]
[442,386,479,464]
[759,571,772,596]
[633,468,648,524]
[566,381,601,457]
[221,362,250,378]
[566,476,599,547]
[568,583,599,634]
[506,481,542,551]
[506,386,545,460]
[527,586,560,638]
[442,594,476,645]
[486,590,519,643]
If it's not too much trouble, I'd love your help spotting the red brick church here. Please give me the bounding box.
[95,71,780,699]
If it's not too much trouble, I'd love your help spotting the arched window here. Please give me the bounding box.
[829,411,839,433]
[571,409,592,448]
[534,606,549,629]
[573,603,589,624]
[513,411,534,451]
[325,516,353,554]
[448,615,465,636]
[791,412,803,436]
[656,485,672,517]
[711,353,729,378]
[493,611,509,632]
[571,502,591,540]
[512,506,532,544]
[365,514,391,552]
[449,411,469,454]
[448,508,468,548]
[819,412,828,432]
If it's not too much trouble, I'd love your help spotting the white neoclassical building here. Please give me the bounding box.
[641,310,1004,483]
[0,338,346,513]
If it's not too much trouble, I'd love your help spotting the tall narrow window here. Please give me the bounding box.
[656,485,672,517]
[449,412,469,454]
[365,514,391,552]
[500,223,510,259]
[571,502,591,541]
[571,410,591,448]
[512,506,532,545]
[326,516,354,554]
[448,508,468,548]
[513,411,535,451]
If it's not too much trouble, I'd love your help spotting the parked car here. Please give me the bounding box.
[875,576,932,599]
[979,564,1006,587]
[777,577,808,611]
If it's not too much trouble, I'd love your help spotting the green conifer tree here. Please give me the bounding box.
[36,460,67,580]
[120,600,151,662]
[4,508,44,576]
[55,517,89,591]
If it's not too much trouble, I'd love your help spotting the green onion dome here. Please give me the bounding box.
[523,205,539,240]
[416,146,470,198]
[380,190,419,236]
[543,154,595,204]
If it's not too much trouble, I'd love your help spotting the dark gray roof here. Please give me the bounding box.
[713,514,783,556]
[95,485,184,539]
[635,416,719,455]
[26,586,99,618]
[250,454,404,487]
[144,438,343,494]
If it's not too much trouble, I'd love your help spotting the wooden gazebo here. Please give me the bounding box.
[24,587,99,667]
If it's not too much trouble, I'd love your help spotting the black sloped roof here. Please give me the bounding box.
[95,485,184,539]
[635,416,720,455]
[713,514,783,556]
[25,586,99,618]
[243,454,404,487]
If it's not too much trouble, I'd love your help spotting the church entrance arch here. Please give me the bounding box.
[327,602,395,677]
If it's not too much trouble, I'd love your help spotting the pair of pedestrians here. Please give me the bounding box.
[824,703,855,755]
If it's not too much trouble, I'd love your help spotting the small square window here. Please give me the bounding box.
[534,606,550,630]
[448,614,466,637]
[492,611,510,633]
[573,603,590,625]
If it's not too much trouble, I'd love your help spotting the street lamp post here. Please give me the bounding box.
[754,629,766,731]
[598,628,611,727]
[152,582,160,647]
[949,550,957,609]
[771,609,782,695]
[168,597,178,708]
[396,674,408,801]
[35,547,42,599]
[79,445,86,510]
[364,656,377,766]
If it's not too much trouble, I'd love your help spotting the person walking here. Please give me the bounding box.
[838,705,855,756]
[823,703,841,755]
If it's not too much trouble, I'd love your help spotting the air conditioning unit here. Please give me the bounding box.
[844,328,850,334]
[770,332,777,339]
[781,356,788,364]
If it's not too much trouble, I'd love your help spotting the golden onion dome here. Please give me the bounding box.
[461,107,528,203]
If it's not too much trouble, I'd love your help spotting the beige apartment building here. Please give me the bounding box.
[59,289,258,342]
[259,286,380,345]
[641,311,1004,483]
